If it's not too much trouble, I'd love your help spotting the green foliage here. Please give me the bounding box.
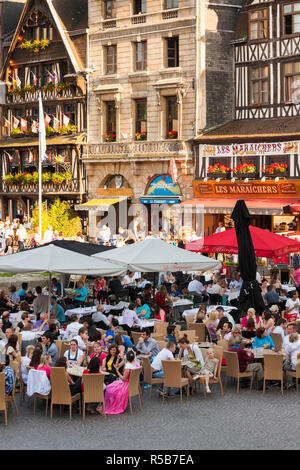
[20,39,50,53]
[46,126,57,137]
[59,124,78,135]
[10,128,25,138]
[32,198,82,238]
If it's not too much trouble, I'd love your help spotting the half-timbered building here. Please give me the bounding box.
[0,0,88,220]
[191,0,300,236]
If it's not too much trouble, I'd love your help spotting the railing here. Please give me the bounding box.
[102,19,117,29]
[162,9,179,20]
[131,14,146,24]
[83,140,181,159]
[1,179,81,193]
[7,86,80,104]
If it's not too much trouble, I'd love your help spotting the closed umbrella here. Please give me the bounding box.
[231,199,265,315]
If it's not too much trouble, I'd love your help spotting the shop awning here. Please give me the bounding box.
[140,196,181,204]
[180,198,300,215]
[75,198,126,211]
[289,203,300,213]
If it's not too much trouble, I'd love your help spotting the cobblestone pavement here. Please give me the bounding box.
[0,380,299,450]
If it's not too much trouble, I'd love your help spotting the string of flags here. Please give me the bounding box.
[4,114,71,130]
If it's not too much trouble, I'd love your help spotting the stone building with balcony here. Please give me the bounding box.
[80,0,240,238]
[190,0,300,236]
[0,0,88,220]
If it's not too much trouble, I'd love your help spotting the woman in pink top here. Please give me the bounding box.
[89,341,107,366]
[152,302,166,322]
[241,308,259,329]
[36,354,52,381]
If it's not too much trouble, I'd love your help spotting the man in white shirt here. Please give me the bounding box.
[21,324,39,342]
[73,327,88,351]
[230,271,243,291]
[283,324,299,349]
[64,315,82,339]
[151,341,176,381]
[16,224,27,251]
[188,276,205,295]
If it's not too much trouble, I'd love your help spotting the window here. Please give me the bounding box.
[64,104,76,125]
[134,0,146,14]
[249,66,269,104]
[166,37,179,67]
[106,101,116,134]
[104,0,115,18]
[105,45,117,74]
[166,96,178,136]
[249,9,268,40]
[135,41,147,71]
[165,0,178,8]
[135,99,147,134]
[283,3,300,35]
[27,25,53,41]
[45,105,57,119]
[42,63,55,86]
[284,62,300,102]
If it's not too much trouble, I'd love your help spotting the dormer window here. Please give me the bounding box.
[249,9,268,41]
[283,3,300,35]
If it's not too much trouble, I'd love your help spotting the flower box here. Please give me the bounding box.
[235,172,258,180]
[167,131,178,139]
[104,132,116,142]
[135,132,147,141]
[209,172,231,180]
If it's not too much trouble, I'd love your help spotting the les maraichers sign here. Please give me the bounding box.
[193,180,300,198]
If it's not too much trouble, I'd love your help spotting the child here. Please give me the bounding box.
[193,348,219,394]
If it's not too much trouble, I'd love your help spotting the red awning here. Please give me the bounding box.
[289,204,300,213]
[180,197,300,215]
[186,226,300,258]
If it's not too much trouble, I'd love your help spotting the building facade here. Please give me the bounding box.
[0,0,88,220]
[192,0,300,236]
[80,0,240,239]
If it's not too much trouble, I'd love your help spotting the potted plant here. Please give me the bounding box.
[3,174,15,185]
[42,82,56,93]
[10,128,25,138]
[46,126,57,137]
[59,124,77,135]
[9,87,23,96]
[135,131,147,141]
[167,130,178,139]
[207,162,231,179]
[233,163,257,179]
[55,82,69,94]
[104,132,116,142]
[20,39,50,53]
[263,163,288,177]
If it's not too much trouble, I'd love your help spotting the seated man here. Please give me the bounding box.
[229,337,264,389]
[104,318,119,345]
[92,304,110,330]
[136,328,160,360]
[264,285,280,307]
[122,303,141,335]
[32,286,49,320]
[51,278,62,298]
[151,341,176,396]
[73,327,89,352]
[64,314,82,340]
[34,312,49,332]
[73,281,88,307]
[283,323,299,349]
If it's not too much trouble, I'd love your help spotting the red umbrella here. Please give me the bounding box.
[186,226,300,258]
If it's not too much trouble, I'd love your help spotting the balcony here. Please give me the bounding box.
[83,140,183,160]
[7,86,79,105]
[131,14,146,25]
[162,9,179,20]
[0,179,82,194]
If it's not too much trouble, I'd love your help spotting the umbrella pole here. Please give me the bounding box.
[48,272,52,319]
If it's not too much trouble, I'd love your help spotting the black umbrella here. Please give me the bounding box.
[231,199,265,315]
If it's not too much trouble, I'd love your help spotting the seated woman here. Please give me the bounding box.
[89,341,107,367]
[101,343,124,385]
[178,335,204,390]
[5,334,20,367]
[136,296,151,319]
[103,349,139,415]
[28,347,42,370]
[36,354,52,381]
[242,318,257,340]
[15,312,30,333]
[252,327,275,350]
[82,356,103,415]
[54,356,82,395]
[193,348,219,394]
[90,331,105,349]
[151,302,166,322]
[204,311,218,343]
[154,285,172,316]
[21,345,35,385]
[64,339,84,366]
[93,276,107,303]
[241,308,258,329]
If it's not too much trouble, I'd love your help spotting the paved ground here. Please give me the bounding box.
[0,380,299,450]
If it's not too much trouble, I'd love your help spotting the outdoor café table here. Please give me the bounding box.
[114,316,154,330]
[172,299,193,321]
[67,365,109,377]
[65,306,97,319]
[10,312,36,328]
[281,284,297,293]
[252,348,286,360]
[224,289,239,303]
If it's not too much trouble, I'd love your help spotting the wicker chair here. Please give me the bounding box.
[263,354,284,396]
[157,341,168,350]
[54,340,63,357]
[223,350,253,393]
[141,356,163,399]
[286,362,300,393]
[82,373,106,420]
[184,315,195,328]
[131,331,142,347]
[60,342,71,357]
[189,323,206,343]
[50,367,81,420]
[178,330,196,344]
[19,364,26,406]
[128,367,143,414]
[161,360,189,404]
[0,373,7,425]
[270,332,283,352]
[154,321,168,336]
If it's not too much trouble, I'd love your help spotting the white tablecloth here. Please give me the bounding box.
[114,316,154,329]
[224,290,239,302]
[281,284,297,292]
[65,302,130,319]
[172,299,193,307]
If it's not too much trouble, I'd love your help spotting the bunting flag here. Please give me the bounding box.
[31,71,37,87]
[52,70,59,85]
[4,118,11,128]
[13,117,20,129]
[31,120,38,134]
[14,70,21,88]
[170,158,178,184]
[63,114,70,128]
[52,116,60,132]
[12,76,17,88]
[4,150,13,163]
[48,71,55,84]
[44,114,51,127]
[28,150,34,163]
[20,118,27,132]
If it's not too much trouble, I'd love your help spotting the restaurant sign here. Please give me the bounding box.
[193,180,300,198]
[202,141,298,157]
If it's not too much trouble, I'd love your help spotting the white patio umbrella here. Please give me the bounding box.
[93,238,221,272]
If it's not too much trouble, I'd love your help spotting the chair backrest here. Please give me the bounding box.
[54,340,63,357]
[128,367,142,398]
[131,331,142,347]
[263,354,283,381]
[189,323,206,342]
[87,345,94,357]
[154,321,168,336]
[0,373,5,411]
[27,369,51,397]
[212,345,223,379]
[60,341,70,357]
[270,333,283,352]
[178,330,196,343]
[50,367,71,404]
[223,351,239,378]
[142,356,153,383]
[82,373,105,403]
[217,339,229,350]
[162,360,182,388]
[157,340,167,350]
[17,333,22,350]
[151,333,166,342]
[184,315,195,326]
